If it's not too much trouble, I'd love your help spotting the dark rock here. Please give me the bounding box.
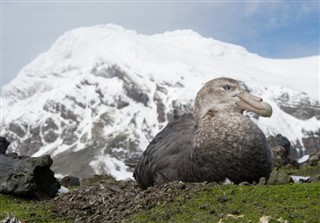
[42,118,59,143]
[156,84,168,95]
[268,134,291,152]
[302,132,320,155]
[104,132,139,158]
[267,169,293,185]
[276,92,320,120]
[116,99,129,109]
[60,105,78,123]
[272,146,291,168]
[60,176,80,187]
[0,154,60,198]
[308,152,320,166]
[8,122,27,138]
[100,64,150,106]
[91,64,126,79]
[310,174,320,182]
[279,105,319,120]
[123,81,149,106]
[61,125,78,145]
[154,93,166,123]
[268,135,291,166]
[0,137,10,154]
[258,177,267,185]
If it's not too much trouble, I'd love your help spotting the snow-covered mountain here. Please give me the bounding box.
[1,24,319,180]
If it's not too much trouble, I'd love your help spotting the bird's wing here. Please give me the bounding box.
[133,113,196,188]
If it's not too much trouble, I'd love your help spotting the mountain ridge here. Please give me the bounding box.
[1,24,319,179]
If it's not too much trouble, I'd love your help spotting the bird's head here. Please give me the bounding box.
[193,77,272,120]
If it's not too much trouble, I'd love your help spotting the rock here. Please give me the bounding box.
[154,92,166,123]
[60,176,80,187]
[0,137,10,154]
[308,152,320,166]
[276,92,320,120]
[0,214,20,223]
[267,169,293,185]
[116,99,129,109]
[267,135,291,166]
[302,132,320,155]
[310,174,320,182]
[123,81,149,106]
[8,122,27,138]
[272,146,291,168]
[268,134,291,152]
[0,153,60,198]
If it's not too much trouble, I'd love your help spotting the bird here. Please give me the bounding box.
[133,77,273,189]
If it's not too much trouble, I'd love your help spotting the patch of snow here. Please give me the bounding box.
[298,155,310,164]
[58,186,70,193]
[291,176,310,183]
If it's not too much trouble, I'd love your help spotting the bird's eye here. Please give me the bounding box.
[223,85,231,90]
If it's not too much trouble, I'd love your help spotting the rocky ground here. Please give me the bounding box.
[52,176,215,222]
[1,140,320,223]
[50,166,320,223]
[1,164,320,223]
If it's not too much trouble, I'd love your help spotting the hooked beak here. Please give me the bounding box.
[236,92,273,117]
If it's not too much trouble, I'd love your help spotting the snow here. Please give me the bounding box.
[298,155,310,164]
[291,176,310,183]
[0,24,319,179]
[90,151,133,180]
[58,186,70,194]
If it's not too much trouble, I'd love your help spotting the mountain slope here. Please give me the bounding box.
[1,24,319,179]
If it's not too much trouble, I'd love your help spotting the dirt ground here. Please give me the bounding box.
[51,175,216,223]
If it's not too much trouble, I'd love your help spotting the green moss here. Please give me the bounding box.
[279,165,320,177]
[0,194,71,223]
[131,183,320,223]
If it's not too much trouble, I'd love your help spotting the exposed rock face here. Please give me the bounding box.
[267,134,291,166]
[60,176,80,187]
[268,134,291,152]
[271,146,291,168]
[276,92,320,120]
[1,25,319,180]
[273,92,320,159]
[302,130,320,155]
[0,154,60,198]
[308,152,320,166]
[0,137,10,154]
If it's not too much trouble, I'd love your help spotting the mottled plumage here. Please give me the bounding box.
[134,77,273,189]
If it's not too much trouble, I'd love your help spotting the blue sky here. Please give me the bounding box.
[1,1,319,89]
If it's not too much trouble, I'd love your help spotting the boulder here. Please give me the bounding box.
[0,153,60,198]
[267,134,291,167]
[60,176,80,187]
[308,152,320,166]
[268,134,291,153]
[267,169,293,185]
[0,137,10,154]
[271,146,291,168]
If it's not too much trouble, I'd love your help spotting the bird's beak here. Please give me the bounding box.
[236,92,273,117]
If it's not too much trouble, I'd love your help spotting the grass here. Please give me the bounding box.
[0,194,71,223]
[279,165,320,177]
[131,183,320,223]
[1,166,319,223]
